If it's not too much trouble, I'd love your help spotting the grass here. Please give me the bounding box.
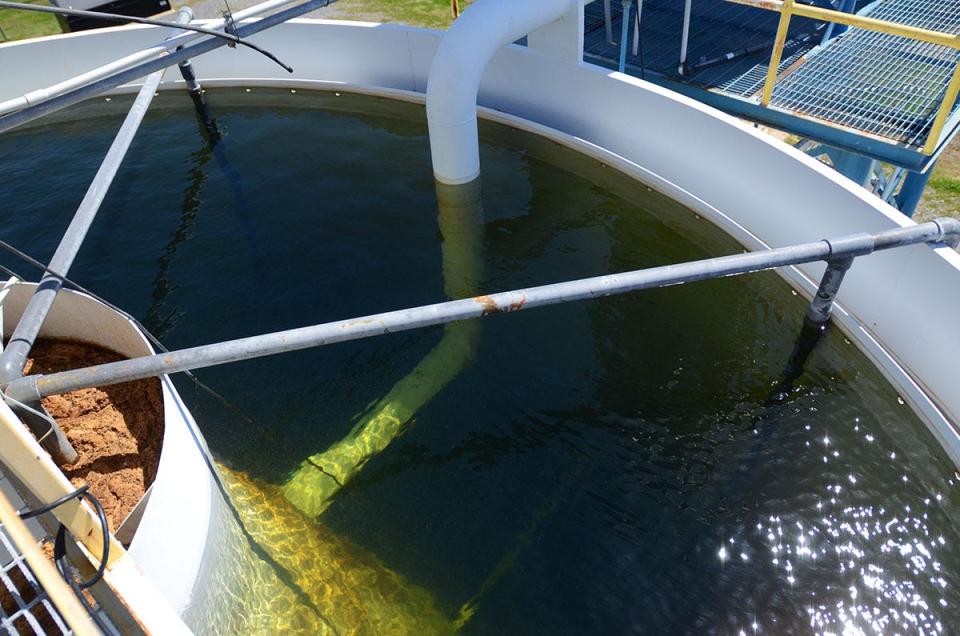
[321,0,471,29]
[0,0,60,42]
[929,176,960,196]
[915,143,960,223]
[0,0,468,38]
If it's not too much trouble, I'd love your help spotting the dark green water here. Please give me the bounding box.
[1,89,958,634]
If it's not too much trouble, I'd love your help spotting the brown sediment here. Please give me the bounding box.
[23,339,164,532]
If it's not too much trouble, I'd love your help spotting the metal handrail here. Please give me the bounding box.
[0,1,329,464]
[0,0,308,117]
[0,0,331,133]
[4,218,957,404]
[725,0,960,154]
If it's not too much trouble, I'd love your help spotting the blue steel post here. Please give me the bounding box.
[833,152,876,189]
[805,144,877,189]
[895,169,934,217]
[821,0,857,44]
[618,0,632,73]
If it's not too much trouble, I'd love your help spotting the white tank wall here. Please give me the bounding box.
[0,284,222,622]
[1,20,958,465]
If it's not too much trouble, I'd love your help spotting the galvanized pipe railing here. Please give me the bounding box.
[4,219,957,405]
[0,69,163,382]
[0,10,197,387]
[0,69,167,463]
[0,0,306,117]
[0,0,329,134]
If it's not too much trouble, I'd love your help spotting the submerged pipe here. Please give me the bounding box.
[425,0,578,184]
[283,180,485,516]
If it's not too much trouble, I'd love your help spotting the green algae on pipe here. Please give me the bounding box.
[283,179,485,517]
[209,465,453,634]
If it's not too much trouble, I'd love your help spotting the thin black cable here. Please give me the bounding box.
[14,484,114,631]
[0,0,293,73]
[49,489,110,590]
[17,484,89,520]
[18,484,110,590]
[54,525,115,634]
[0,262,22,281]
[16,483,111,592]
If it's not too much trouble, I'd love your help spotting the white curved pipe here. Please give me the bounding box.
[426,0,578,184]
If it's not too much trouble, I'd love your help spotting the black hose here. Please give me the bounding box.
[17,484,90,520]
[18,483,111,590]
[54,523,117,634]
[0,0,294,73]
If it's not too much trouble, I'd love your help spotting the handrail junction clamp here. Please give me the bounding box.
[223,9,239,47]
[933,218,960,249]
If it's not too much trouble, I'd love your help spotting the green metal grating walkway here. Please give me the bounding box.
[770,0,960,148]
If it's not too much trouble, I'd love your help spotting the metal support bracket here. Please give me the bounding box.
[222,9,239,47]
[173,7,203,96]
[618,0,632,73]
[805,255,855,326]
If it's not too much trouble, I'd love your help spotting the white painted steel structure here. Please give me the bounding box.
[1,6,959,622]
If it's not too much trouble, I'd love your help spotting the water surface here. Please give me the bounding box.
[1,89,958,634]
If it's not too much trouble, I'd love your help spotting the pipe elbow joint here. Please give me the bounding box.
[933,217,960,248]
[0,354,27,387]
[425,0,578,184]
[2,376,40,406]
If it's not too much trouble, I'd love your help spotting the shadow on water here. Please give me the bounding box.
[142,96,214,338]
[143,92,263,339]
